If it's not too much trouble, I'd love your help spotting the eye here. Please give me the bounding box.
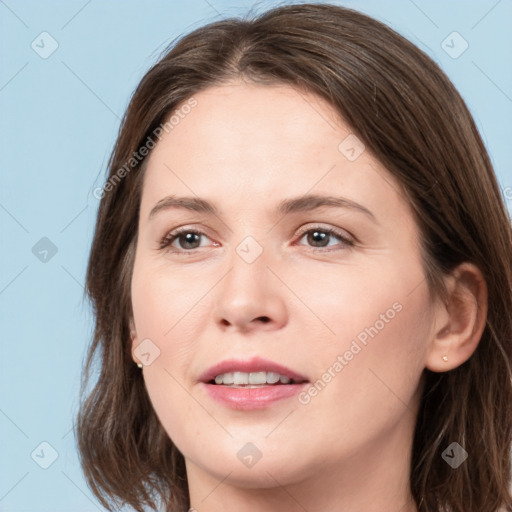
[295,226,353,251]
[159,228,216,254]
[159,225,353,256]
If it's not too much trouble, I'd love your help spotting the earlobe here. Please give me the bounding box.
[129,320,142,366]
[425,263,488,373]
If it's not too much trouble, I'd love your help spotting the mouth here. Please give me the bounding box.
[199,357,309,409]
[208,370,307,387]
[199,356,309,386]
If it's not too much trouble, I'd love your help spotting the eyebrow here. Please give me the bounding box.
[148,194,376,221]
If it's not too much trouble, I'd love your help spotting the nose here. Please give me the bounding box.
[212,247,288,334]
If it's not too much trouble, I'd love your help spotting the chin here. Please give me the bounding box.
[209,462,300,489]
[188,447,309,488]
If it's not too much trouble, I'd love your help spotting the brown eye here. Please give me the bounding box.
[175,232,202,250]
[296,227,353,251]
[160,229,208,252]
[305,230,330,247]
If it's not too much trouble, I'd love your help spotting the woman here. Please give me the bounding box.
[77,3,512,511]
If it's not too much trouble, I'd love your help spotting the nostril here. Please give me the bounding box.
[219,316,271,327]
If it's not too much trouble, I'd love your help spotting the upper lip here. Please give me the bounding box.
[199,357,309,384]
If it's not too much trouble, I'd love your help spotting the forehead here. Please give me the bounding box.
[147,81,348,171]
[138,82,410,227]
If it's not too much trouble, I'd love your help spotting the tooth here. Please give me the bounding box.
[233,371,249,385]
[266,372,280,384]
[249,371,267,384]
[213,371,296,385]
[223,372,234,384]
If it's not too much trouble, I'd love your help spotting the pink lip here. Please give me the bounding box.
[198,357,309,410]
[198,356,308,384]
[200,382,308,410]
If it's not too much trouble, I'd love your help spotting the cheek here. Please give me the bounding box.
[300,286,429,441]
[284,252,430,354]
[142,366,208,461]
[131,265,205,449]
[131,261,207,362]
[291,255,431,420]
[130,261,220,451]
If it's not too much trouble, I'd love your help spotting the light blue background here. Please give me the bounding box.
[1,1,511,510]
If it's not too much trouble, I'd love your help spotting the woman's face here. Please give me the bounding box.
[131,81,434,489]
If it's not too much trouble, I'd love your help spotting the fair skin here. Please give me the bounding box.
[130,81,487,512]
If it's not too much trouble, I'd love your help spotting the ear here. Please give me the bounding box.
[129,318,142,366]
[425,262,488,372]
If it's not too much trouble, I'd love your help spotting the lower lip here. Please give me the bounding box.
[201,382,308,410]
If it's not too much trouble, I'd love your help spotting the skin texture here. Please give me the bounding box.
[130,81,487,512]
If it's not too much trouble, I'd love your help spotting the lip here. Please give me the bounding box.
[200,381,308,410]
[198,356,309,384]
[198,357,309,411]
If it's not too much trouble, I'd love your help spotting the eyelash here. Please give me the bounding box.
[158,225,354,256]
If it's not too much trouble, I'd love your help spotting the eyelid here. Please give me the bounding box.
[294,223,353,242]
[159,223,355,255]
[292,224,355,252]
[158,225,217,252]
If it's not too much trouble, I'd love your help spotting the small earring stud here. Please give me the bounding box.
[137,363,143,368]
[442,355,448,362]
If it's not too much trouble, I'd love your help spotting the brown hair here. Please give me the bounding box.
[77,3,512,511]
